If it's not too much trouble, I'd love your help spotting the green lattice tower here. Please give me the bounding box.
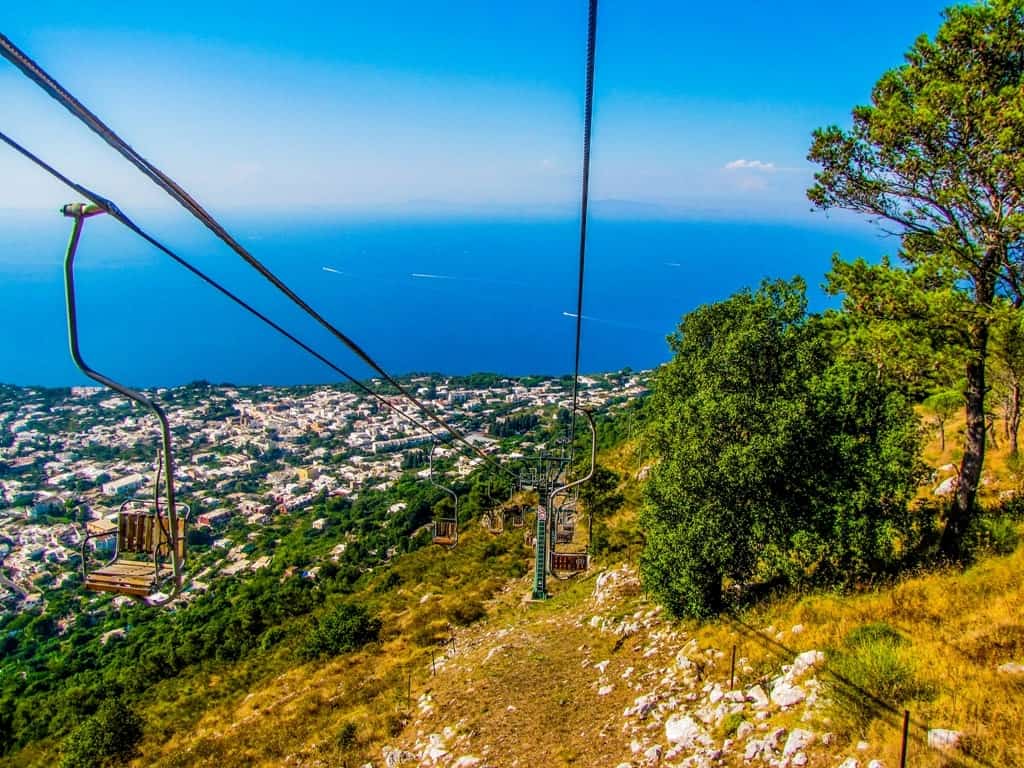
[531,495,549,600]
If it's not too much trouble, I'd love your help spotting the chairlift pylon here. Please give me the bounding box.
[62,203,188,604]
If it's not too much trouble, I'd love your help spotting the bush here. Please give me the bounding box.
[640,279,924,618]
[60,698,143,768]
[826,622,932,734]
[970,514,1020,556]
[447,598,487,627]
[299,603,381,660]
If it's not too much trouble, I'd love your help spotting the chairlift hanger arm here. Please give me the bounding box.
[62,204,183,598]
[548,409,596,510]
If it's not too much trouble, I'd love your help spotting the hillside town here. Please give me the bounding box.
[0,372,647,614]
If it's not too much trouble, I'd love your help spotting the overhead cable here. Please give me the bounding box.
[0,129,516,479]
[568,0,599,450]
[0,32,508,477]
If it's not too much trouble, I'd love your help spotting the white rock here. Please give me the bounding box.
[783,729,814,756]
[451,758,482,768]
[791,624,805,635]
[735,721,754,740]
[867,761,885,768]
[595,659,610,674]
[789,650,825,680]
[927,728,962,751]
[708,684,724,704]
[837,760,859,768]
[998,661,1024,675]
[747,684,771,709]
[598,684,615,696]
[934,475,957,496]
[665,714,706,748]
[643,744,663,764]
[615,764,632,768]
[856,741,870,751]
[625,693,657,719]
[792,752,809,767]
[744,739,764,761]
[770,680,807,707]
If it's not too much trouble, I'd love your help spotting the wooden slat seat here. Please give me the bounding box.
[433,519,458,546]
[83,506,186,598]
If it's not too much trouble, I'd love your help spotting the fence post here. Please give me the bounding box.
[899,709,910,768]
[729,645,737,690]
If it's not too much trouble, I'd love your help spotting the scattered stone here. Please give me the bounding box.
[867,761,885,768]
[735,721,754,740]
[708,683,724,704]
[625,693,657,719]
[451,758,482,768]
[664,714,706,748]
[792,752,809,767]
[643,744,663,764]
[837,760,859,768]
[791,624,805,635]
[789,650,825,680]
[747,684,770,709]
[856,741,870,751]
[593,567,642,605]
[595,659,611,674]
[783,729,815,756]
[770,679,807,707]
[598,684,615,696]
[382,747,415,767]
[998,661,1024,675]
[927,728,963,751]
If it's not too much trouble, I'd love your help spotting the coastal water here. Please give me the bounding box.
[0,212,891,387]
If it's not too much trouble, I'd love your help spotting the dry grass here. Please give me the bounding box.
[119,427,1024,768]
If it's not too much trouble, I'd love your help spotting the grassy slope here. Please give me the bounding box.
[23,415,1007,768]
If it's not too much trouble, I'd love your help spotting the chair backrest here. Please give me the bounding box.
[434,519,458,541]
[118,510,185,560]
[552,552,588,573]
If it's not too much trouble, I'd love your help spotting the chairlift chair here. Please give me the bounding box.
[548,409,597,580]
[428,441,458,548]
[481,480,505,535]
[63,203,188,604]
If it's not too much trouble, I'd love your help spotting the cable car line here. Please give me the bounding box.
[0,129,515,482]
[0,32,511,480]
[568,0,598,452]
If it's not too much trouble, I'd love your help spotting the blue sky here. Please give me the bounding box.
[2,1,951,219]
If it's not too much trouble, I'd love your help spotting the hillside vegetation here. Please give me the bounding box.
[113,430,1024,768]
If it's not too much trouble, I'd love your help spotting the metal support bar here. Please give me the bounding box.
[62,203,184,600]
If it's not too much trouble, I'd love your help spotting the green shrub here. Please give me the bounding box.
[447,598,487,626]
[826,622,932,734]
[971,514,1020,556]
[60,698,143,768]
[299,603,381,660]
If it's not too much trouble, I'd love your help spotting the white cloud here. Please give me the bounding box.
[724,159,777,172]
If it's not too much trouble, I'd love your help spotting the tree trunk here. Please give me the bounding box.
[943,274,995,561]
[1010,380,1021,456]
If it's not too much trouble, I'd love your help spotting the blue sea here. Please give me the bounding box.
[0,211,892,387]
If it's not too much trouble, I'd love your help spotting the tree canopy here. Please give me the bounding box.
[808,0,1024,558]
[640,279,923,618]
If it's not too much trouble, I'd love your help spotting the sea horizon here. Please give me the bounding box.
[0,211,894,389]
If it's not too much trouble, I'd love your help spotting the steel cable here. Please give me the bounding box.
[0,33,509,477]
[0,129,520,479]
[568,0,599,452]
